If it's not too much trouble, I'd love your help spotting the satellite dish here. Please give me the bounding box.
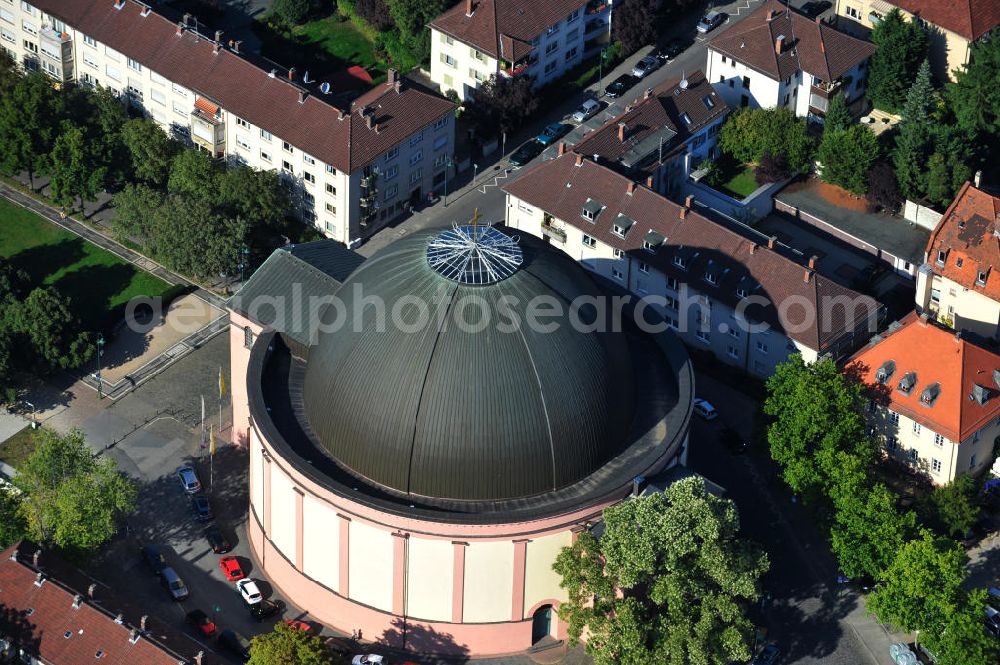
[320,82,331,94]
[679,78,689,90]
[303,70,312,84]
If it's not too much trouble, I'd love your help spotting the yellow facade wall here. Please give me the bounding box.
[463,541,514,623]
[405,537,454,622]
[523,532,571,618]
[348,520,394,611]
[269,468,298,563]
[302,496,339,591]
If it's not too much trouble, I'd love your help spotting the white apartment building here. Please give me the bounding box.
[429,0,612,101]
[848,312,999,484]
[705,0,874,122]
[571,71,729,198]
[0,0,456,247]
[503,152,882,377]
[917,181,1000,341]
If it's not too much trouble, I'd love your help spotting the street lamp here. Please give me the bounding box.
[443,156,454,207]
[473,162,479,183]
[95,333,105,399]
[24,401,37,429]
[598,46,609,89]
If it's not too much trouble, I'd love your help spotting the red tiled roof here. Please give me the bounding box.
[430,0,589,61]
[32,0,454,173]
[847,312,1000,442]
[0,541,222,665]
[888,0,1000,42]
[926,181,1000,300]
[193,96,219,115]
[709,0,875,81]
[503,154,880,352]
[572,71,729,170]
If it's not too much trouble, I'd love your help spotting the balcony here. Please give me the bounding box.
[585,17,608,35]
[190,98,225,157]
[541,217,566,243]
[809,79,842,98]
[586,0,611,14]
[39,25,73,83]
[499,59,532,78]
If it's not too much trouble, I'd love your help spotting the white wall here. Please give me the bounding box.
[462,541,514,623]
[706,48,781,111]
[405,537,454,621]
[348,520,394,611]
[302,495,340,591]
[522,533,570,618]
[269,467,298,563]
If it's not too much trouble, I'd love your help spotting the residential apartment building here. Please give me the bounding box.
[429,0,612,101]
[848,312,1000,484]
[834,0,1000,81]
[0,540,224,665]
[571,70,729,198]
[705,0,875,122]
[503,152,882,377]
[0,0,456,247]
[916,180,1000,340]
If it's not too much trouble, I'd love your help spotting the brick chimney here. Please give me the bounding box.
[627,182,636,195]
[558,142,566,156]
[298,89,307,104]
[679,207,688,220]
[72,594,82,609]
[87,583,97,598]
[766,9,777,20]
[684,194,694,208]
[182,13,191,26]
[288,67,296,81]
[775,35,785,54]
[140,615,148,631]
[646,176,654,188]
[32,550,40,567]
[233,40,242,53]
[466,0,474,16]
[767,235,777,249]
[618,122,627,143]
[919,312,929,325]
[214,30,223,43]
[575,154,584,167]
[176,21,183,35]
[808,255,818,270]
[387,68,397,86]
[366,114,373,129]
[750,243,757,254]
[803,268,812,282]
[195,651,204,665]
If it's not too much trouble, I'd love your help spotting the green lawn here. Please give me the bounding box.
[719,164,759,200]
[0,425,38,469]
[0,197,176,330]
[254,15,389,83]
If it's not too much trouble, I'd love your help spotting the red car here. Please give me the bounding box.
[185,609,216,637]
[283,619,311,632]
[219,555,245,581]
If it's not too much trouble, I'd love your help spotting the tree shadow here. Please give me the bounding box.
[51,263,141,331]
[377,617,472,663]
[7,238,86,288]
[0,604,41,657]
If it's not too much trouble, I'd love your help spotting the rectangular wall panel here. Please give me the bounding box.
[348,520,393,612]
[523,532,571,617]
[269,469,297,563]
[462,540,513,623]
[301,496,339,590]
[405,537,453,621]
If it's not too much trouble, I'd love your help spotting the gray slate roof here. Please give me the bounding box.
[228,240,364,346]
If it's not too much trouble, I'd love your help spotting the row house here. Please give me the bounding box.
[917,180,1000,341]
[834,0,1000,82]
[503,152,882,378]
[571,70,729,199]
[848,312,1000,484]
[429,0,612,102]
[706,0,874,123]
[0,0,456,248]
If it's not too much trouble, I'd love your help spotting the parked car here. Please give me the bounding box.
[751,644,780,665]
[185,609,217,637]
[985,605,1000,638]
[353,656,385,665]
[140,544,166,575]
[283,618,311,632]
[800,0,832,18]
[572,99,601,123]
[509,139,545,167]
[176,465,201,494]
[219,555,245,581]
[204,525,232,554]
[536,122,571,147]
[237,578,262,605]
[631,55,661,79]
[720,427,748,454]
[218,628,252,662]
[697,10,725,33]
[325,637,355,656]
[160,567,188,601]
[692,398,718,421]
[191,495,213,522]
[248,598,282,622]
[654,40,684,60]
[604,74,636,98]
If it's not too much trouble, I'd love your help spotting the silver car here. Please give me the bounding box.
[697,10,725,33]
[631,56,661,79]
[572,99,600,123]
[176,464,201,494]
[160,567,189,601]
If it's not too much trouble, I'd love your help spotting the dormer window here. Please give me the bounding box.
[956,258,963,268]
[970,383,991,405]
[702,95,715,109]
[680,112,692,126]
[673,255,688,270]
[935,249,947,265]
[976,269,989,286]
[642,240,656,251]
[643,230,664,252]
[612,214,635,238]
[897,371,917,395]
[582,199,603,222]
[875,360,896,385]
[736,286,748,297]
[920,382,941,407]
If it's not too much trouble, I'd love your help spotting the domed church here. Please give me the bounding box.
[227,223,693,656]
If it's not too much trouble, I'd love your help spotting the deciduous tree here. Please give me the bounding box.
[466,74,539,138]
[554,477,768,665]
[822,93,852,134]
[612,0,657,56]
[829,477,916,579]
[920,475,981,539]
[922,589,1000,665]
[248,621,339,665]
[0,481,26,548]
[6,287,94,373]
[272,0,312,26]
[355,0,394,31]
[148,195,247,279]
[0,73,65,189]
[867,8,929,113]
[817,124,880,195]
[49,123,107,211]
[111,183,163,242]
[866,160,902,213]
[386,0,448,62]
[14,428,136,553]
[168,148,221,201]
[718,107,814,174]
[120,118,177,187]
[217,166,291,230]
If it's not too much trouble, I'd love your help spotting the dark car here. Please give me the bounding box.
[204,525,232,554]
[654,40,684,61]
[720,427,749,454]
[140,544,166,575]
[325,636,354,656]
[849,575,879,593]
[751,644,780,665]
[191,495,213,522]
[536,122,572,146]
[604,74,636,99]
[509,139,545,167]
[218,628,251,662]
[185,609,217,637]
[800,1,832,18]
[248,598,283,622]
